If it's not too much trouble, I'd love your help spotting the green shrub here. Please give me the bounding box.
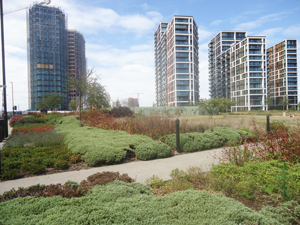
[69,154,81,164]
[58,116,172,164]
[160,127,251,152]
[146,175,165,188]
[2,181,295,224]
[1,169,19,180]
[53,160,69,170]
[20,163,46,174]
[1,145,76,180]
[210,160,300,201]
[135,142,172,160]
[23,116,46,124]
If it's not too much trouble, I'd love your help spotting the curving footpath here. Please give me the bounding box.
[0,147,223,195]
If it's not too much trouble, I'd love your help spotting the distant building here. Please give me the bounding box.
[67,30,86,104]
[128,98,139,107]
[155,15,199,106]
[208,31,247,99]
[27,4,68,110]
[230,36,267,111]
[267,39,298,110]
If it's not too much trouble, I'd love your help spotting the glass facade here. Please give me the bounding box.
[27,5,68,110]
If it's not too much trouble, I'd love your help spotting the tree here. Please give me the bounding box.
[199,98,218,118]
[67,69,110,119]
[279,95,290,110]
[265,96,273,111]
[86,79,110,109]
[216,97,236,113]
[38,93,62,110]
[68,98,78,111]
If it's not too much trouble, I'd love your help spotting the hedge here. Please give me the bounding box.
[0,181,298,224]
[160,126,252,152]
[56,116,172,165]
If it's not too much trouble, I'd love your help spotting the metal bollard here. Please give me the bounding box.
[266,115,270,133]
[176,118,180,153]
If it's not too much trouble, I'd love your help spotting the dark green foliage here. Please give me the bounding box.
[23,116,46,124]
[3,131,65,148]
[20,163,46,174]
[53,160,69,170]
[111,106,133,117]
[135,142,172,160]
[1,145,75,180]
[160,127,252,152]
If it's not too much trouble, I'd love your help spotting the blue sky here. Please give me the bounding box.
[2,0,300,110]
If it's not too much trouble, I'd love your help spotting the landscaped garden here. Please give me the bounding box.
[1,108,300,224]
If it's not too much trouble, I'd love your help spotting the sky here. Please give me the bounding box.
[1,0,300,110]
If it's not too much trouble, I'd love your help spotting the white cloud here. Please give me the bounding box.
[235,12,285,30]
[255,27,283,37]
[210,20,222,26]
[198,27,213,42]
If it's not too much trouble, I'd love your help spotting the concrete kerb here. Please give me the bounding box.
[0,147,224,195]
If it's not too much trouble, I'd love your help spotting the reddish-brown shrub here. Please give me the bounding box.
[12,125,55,135]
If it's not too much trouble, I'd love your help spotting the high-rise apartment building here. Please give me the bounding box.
[27,4,68,110]
[155,16,199,106]
[67,30,86,103]
[267,39,298,110]
[230,36,267,111]
[208,31,246,99]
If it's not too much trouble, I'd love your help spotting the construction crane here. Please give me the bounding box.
[4,0,51,15]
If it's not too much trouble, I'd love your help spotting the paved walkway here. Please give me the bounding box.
[0,147,224,195]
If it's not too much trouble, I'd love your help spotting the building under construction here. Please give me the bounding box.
[67,30,86,104]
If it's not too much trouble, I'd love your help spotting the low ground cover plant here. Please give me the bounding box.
[3,130,64,148]
[56,116,172,166]
[160,126,252,152]
[12,124,55,135]
[0,171,134,202]
[210,160,300,201]
[1,180,299,224]
[0,145,78,180]
[9,115,25,127]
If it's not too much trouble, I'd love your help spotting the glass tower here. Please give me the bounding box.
[27,4,68,110]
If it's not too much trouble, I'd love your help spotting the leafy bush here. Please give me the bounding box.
[250,122,300,163]
[135,142,172,160]
[146,175,165,189]
[3,131,65,148]
[160,127,251,152]
[20,163,46,174]
[9,115,24,127]
[111,106,133,117]
[1,181,297,224]
[57,116,172,165]
[23,116,46,124]
[210,160,300,201]
[53,160,69,170]
[69,154,81,164]
[1,145,75,180]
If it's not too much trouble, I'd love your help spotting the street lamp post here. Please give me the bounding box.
[0,0,8,138]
